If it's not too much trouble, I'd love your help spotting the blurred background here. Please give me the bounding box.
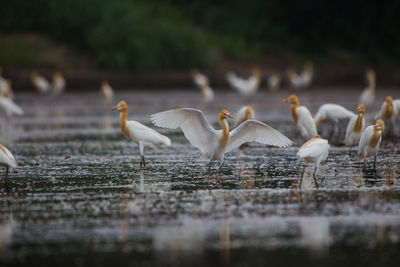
[1,0,399,88]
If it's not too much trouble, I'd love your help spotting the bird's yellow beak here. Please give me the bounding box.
[112,105,119,111]
[281,98,290,103]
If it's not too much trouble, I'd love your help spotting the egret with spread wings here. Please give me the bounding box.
[151,108,292,175]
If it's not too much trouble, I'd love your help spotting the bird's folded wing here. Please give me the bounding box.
[151,108,216,152]
[226,120,293,153]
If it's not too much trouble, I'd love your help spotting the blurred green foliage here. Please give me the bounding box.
[1,0,399,69]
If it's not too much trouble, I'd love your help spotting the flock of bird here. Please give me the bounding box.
[0,65,398,189]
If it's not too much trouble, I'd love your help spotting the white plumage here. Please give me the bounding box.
[52,72,66,95]
[151,108,292,174]
[234,106,254,127]
[359,69,376,107]
[267,73,281,91]
[375,96,398,136]
[0,143,17,184]
[314,104,355,124]
[226,69,261,96]
[101,81,114,101]
[297,135,329,187]
[358,119,384,169]
[31,72,51,94]
[0,96,23,117]
[286,64,313,89]
[191,70,209,88]
[112,101,171,168]
[345,104,365,153]
[282,95,318,141]
[200,82,214,102]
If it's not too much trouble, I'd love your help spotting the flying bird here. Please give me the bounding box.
[281,94,318,142]
[151,108,292,175]
[112,101,171,168]
[297,135,329,188]
[226,68,261,96]
[345,104,366,156]
[358,119,385,170]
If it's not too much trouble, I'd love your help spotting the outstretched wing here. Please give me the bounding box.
[226,120,293,153]
[151,108,216,153]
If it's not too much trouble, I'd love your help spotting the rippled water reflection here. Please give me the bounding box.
[1,88,400,266]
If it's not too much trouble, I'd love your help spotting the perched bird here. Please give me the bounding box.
[226,68,261,96]
[234,106,254,127]
[151,108,292,175]
[112,101,171,168]
[358,119,385,170]
[286,63,313,89]
[359,69,376,107]
[345,104,366,156]
[281,95,318,142]
[267,73,281,91]
[101,81,114,101]
[52,72,66,95]
[200,81,214,102]
[191,69,209,88]
[0,143,17,185]
[314,103,355,141]
[297,135,329,188]
[375,96,399,137]
[31,72,51,94]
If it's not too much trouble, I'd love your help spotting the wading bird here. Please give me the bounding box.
[345,104,366,156]
[31,72,51,94]
[101,81,114,101]
[314,103,355,141]
[226,68,261,96]
[267,73,281,91]
[191,69,209,88]
[358,119,385,170]
[200,81,214,102]
[375,96,399,137]
[234,106,254,127]
[359,69,376,107]
[151,108,292,175]
[112,101,171,168]
[286,63,313,89]
[52,72,66,95]
[0,143,17,185]
[297,135,329,188]
[281,95,317,142]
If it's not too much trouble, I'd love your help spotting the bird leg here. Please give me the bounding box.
[348,147,352,157]
[219,165,222,177]
[139,142,146,169]
[208,160,213,176]
[140,156,146,169]
[312,167,319,189]
[4,167,8,185]
[373,156,376,172]
[299,165,306,189]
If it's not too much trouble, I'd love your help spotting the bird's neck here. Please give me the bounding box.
[353,113,364,132]
[245,109,252,121]
[369,128,382,147]
[290,103,299,124]
[369,79,376,92]
[119,110,130,138]
[219,118,229,146]
[384,101,393,119]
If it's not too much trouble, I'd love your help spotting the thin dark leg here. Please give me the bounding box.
[4,167,8,185]
[219,165,222,176]
[208,160,213,176]
[140,156,146,169]
[348,147,352,157]
[313,167,319,189]
[299,166,306,189]
[373,156,376,171]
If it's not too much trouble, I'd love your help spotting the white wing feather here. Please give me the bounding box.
[226,120,292,153]
[151,108,216,153]
[358,125,373,158]
[126,121,171,146]
[297,106,318,138]
[0,97,23,117]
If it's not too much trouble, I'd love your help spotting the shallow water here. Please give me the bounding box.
[1,88,400,267]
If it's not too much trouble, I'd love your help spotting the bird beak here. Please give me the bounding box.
[281,98,289,103]
[112,105,119,111]
[226,113,234,119]
[356,106,362,111]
